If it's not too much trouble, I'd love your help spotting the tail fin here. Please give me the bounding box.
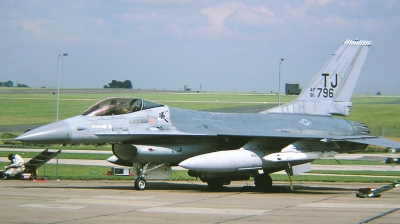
[265,39,372,116]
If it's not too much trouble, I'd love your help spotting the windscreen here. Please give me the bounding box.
[81,98,163,116]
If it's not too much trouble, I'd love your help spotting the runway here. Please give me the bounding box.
[0,180,399,223]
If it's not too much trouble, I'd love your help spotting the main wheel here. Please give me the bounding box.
[254,174,272,192]
[135,177,146,190]
[207,180,224,191]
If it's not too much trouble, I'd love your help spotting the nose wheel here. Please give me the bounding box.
[135,177,147,190]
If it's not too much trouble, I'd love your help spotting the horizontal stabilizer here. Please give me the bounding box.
[345,137,400,149]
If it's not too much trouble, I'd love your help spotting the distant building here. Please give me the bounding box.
[285,83,301,95]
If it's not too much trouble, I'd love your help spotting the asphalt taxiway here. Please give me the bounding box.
[0,180,399,223]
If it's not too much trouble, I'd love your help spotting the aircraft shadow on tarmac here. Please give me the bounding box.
[14,181,357,194]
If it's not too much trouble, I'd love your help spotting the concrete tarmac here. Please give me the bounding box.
[0,180,400,223]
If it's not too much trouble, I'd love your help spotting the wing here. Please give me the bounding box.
[96,127,400,149]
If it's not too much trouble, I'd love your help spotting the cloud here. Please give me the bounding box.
[280,0,359,33]
[165,23,183,38]
[284,0,335,21]
[198,2,276,40]
[17,19,53,38]
[195,24,238,40]
[121,12,159,23]
[251,5,275,17]
[232,5,276,26]
[323,15,355,30]
[201,2,246,27]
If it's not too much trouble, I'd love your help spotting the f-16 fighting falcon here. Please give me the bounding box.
[16,39,400,191]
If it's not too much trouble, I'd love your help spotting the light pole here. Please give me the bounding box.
[278,58,284,106]
[56,53,68,121]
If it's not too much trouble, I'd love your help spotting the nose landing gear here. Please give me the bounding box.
[134,177,147,190]
[133,162,170,191]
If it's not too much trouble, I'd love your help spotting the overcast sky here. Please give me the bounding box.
[1,0,399,95]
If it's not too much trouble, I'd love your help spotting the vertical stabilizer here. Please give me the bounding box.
[264,39,371,116]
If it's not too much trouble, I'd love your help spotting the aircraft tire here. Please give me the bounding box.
[255,174,272,192]
[207,180,224,191]
[135,177,146,190]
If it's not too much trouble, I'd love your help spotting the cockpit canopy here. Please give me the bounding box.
[81,97,164,116]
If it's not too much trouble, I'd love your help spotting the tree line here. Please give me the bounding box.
[103,80,132,89]
[0,81,28,87]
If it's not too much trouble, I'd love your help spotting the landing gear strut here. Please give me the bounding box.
[133,162,167,191]
[254,173,272,192]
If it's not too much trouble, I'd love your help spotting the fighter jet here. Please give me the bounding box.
[16,39,400,191]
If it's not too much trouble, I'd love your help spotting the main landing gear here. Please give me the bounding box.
[206,180,231,191]
[254,173,273,192]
